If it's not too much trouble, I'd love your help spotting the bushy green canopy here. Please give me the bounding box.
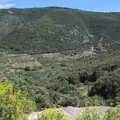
[0,80,36,120]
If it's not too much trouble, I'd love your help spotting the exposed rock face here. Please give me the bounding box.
[28,112,39,120]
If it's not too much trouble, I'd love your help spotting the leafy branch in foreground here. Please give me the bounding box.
[0,80,36,120]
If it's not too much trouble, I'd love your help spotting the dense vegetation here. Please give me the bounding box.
[0,80,35,120]
[39,108,70,120]
[0,7,120,53]
[0,7,120,119]
[38,107,120,120]
[0,51,119,110]
[77,107,120,120]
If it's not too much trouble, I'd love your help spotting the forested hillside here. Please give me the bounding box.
[0,7,120,53]
[0,7,120,117]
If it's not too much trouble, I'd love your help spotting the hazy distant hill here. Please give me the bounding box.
[0,7,120,53]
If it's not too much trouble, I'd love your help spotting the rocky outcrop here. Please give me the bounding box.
[27,106,112,120]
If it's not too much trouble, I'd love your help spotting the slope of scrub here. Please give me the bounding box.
[0,51,120,110]
[0,7,120,53]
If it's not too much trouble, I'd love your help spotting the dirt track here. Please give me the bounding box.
[28,106,112,120]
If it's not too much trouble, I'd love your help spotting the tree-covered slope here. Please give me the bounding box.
[0,51,120,109]
[0,7,120,53]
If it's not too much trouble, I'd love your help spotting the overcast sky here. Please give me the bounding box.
[0,0,119,12]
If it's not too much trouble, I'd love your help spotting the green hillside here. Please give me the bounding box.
[0,51,120,110]
[0,7,120,53]
[0,7,120,111]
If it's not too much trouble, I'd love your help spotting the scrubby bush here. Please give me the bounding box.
[38,107,120,120]
[24,66,31,71]
[38,108,70,120]
[77,109,102,120]
[0,80,36,120]
[76,107,120,120]
[89,72,120,99]
[104,108,120,120]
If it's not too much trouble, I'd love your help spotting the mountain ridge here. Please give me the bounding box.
[0,7,120,54]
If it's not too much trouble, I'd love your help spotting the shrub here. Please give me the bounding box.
[0,80,36,120]
[76,107,120,120]
[89,72,120,99]
[104,108,120,120]
[24,66,31,71]
[38,108,71,120]
[76,108,103,120]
